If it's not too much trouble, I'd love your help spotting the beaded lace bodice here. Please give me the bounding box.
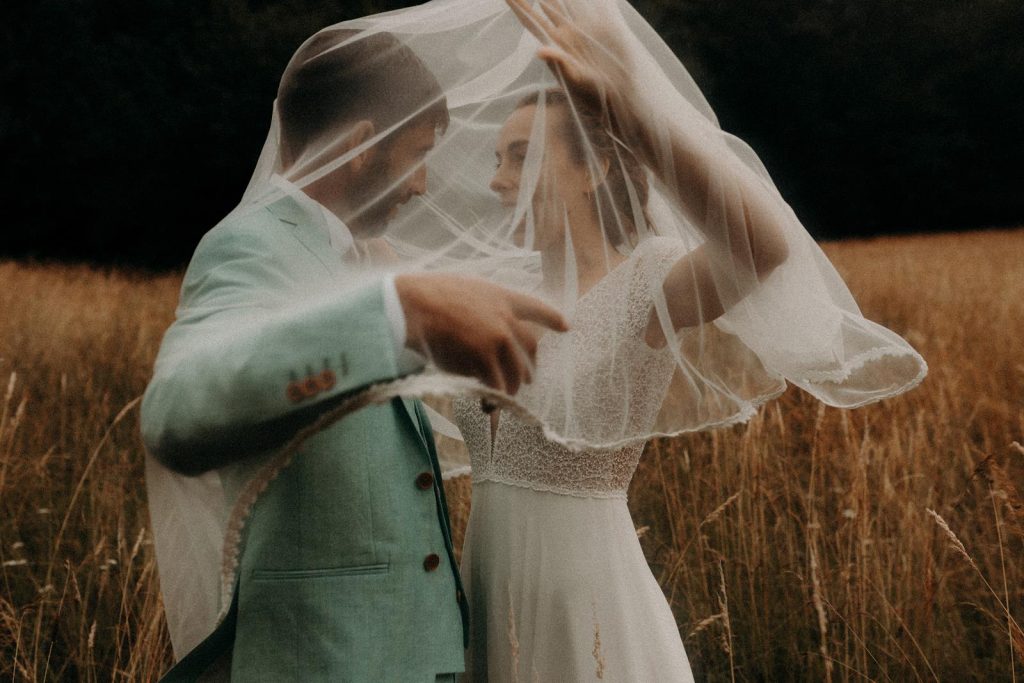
[453,238,685,499]
[453,402,646,499]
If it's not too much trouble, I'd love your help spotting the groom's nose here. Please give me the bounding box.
[408,163,427,196]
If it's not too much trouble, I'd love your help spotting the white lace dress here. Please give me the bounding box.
[454,238,696,682]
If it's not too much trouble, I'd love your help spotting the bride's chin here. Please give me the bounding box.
[504,213,527,249]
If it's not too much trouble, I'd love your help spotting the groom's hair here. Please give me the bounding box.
[277,28,449,167]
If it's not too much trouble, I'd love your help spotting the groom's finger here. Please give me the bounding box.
[511,319,541,366]
[496,338,527,395]
[508,293,569,332]
[482,355,508,395]
[507,325,535,387]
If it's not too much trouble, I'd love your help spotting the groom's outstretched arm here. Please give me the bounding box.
[142,215,568,476]
[141,218,411,475]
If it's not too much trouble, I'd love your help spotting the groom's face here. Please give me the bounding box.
[348,121,438,237]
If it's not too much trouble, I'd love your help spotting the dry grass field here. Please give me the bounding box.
[1,228,1022,681]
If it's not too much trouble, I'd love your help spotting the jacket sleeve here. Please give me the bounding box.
[141,217,411,475]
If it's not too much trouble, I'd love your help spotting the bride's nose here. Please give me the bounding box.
[490,162,515,195]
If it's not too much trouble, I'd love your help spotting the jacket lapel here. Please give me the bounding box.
[267,196,430,454]
[266,196,338,273]
[399,397,429,451]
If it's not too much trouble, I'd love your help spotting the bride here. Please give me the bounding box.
[446,1,925,680]
[454,3,782,680]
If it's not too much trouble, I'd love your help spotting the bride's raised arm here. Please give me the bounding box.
[507,0,790,333]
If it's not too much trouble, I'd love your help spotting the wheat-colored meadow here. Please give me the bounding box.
[0,228,1021,681]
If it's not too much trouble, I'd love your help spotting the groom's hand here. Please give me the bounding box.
[395,273,569,395]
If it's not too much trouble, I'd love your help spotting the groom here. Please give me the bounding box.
[142,29,566,681]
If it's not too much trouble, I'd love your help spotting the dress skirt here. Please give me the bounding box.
[461,481,695,682]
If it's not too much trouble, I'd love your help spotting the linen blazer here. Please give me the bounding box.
[141,196,469,682]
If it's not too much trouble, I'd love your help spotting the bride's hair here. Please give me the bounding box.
[516,89,651,249]
[277,29,450,167]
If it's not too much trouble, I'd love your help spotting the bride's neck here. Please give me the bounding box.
[540,210,626,296]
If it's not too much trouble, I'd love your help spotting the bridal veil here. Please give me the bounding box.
[145,0,926,658]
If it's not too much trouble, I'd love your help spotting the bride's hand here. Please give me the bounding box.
[506,0,641,137]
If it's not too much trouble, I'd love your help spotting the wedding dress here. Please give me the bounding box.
[455,238,695,681]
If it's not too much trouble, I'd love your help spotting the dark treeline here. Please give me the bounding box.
[4,0,1022,270]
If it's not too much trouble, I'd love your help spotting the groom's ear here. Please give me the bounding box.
[586,156,611,191]
[346,119,378,173]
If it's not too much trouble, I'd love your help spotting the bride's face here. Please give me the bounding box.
[490,104,593,249]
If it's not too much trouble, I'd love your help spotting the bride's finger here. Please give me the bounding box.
[537,45,575,71]
[538,0,571,29]
[506,0,556,43]
[537,46,590,92]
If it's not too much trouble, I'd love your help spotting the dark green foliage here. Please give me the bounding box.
[3,0,1022,267]
[635,0,1024,238]
[3,0,412,268]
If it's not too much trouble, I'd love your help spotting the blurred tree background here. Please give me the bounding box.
[3,0,1022,269]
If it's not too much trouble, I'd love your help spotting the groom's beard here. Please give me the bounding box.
[349,156,412,238]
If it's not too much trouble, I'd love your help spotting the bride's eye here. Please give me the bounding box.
[502,152,525,170]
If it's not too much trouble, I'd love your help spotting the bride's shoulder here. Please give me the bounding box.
[633,234,688,256]
[630,235,690,274]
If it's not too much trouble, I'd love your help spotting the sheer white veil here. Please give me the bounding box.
[146,0,926,659]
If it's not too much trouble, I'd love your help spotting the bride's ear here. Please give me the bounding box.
[347,120,377,173]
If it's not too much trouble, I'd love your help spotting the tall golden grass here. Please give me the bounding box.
[1,229,1021,681]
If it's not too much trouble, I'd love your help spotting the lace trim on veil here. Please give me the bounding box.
[797,347,928,396]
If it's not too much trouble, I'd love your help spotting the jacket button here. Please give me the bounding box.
[319,369,336,391]
[286,381,305,403]
[456,589,463,603]
[423,553,441,572]
[416,472,435,490]
[302,375,320,398]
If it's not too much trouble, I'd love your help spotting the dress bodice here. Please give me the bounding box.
[453,238,684,499]
[453,399,645,498]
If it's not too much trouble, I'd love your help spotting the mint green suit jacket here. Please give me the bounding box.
[141,196,468,681]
